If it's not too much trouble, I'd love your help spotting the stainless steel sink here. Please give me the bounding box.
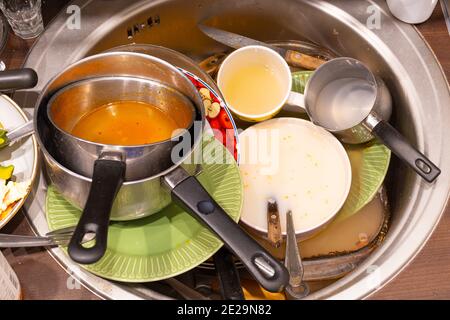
[17,0,450,299]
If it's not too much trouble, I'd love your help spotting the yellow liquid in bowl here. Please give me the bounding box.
[71,101,179,145]
[222,64,285,116]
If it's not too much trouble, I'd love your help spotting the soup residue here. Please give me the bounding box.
[71,101,180,145]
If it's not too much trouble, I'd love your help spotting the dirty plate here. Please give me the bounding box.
[0,95,38,229]
[46,136,243,282]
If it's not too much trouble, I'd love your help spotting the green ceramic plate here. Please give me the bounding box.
[292,70,313,93]
[336,142,390,222]
[46,136,243,282]
[292,71,391,222]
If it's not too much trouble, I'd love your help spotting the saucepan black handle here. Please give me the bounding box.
[372,120,441,183]
[0,68,38,90]
[170,176,289,293]
[68,158,125,264]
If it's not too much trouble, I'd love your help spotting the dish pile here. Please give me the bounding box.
[0,22,442,300]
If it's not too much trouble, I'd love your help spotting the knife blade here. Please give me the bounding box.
[198,24,325,70]
[284,210,310,300]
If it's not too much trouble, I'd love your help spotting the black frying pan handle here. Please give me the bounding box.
[171,176,289,293]
[68,158,125,264]
[372,120,441,183]
[0,68,38,90]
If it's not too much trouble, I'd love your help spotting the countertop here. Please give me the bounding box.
[1,1,449,300]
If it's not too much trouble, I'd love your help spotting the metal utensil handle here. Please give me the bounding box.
[5,120,34,144]
[372,120,441,183]
[68,157,125,264]
[46,226,76,237]
[164,278,210,300]
[0,234,54,248]
[170,175,289,293]
[0,68,38,91]
[213,248,245,300]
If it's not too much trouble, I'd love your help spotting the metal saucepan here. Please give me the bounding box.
[46,75,196,266]
[47,76,197,180]
[289,57,441,182]
[105,44,222,93]
[34,52,288,293]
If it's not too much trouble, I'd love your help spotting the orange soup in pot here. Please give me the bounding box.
[71,101,180,145]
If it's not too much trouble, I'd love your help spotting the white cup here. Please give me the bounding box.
[217,45,305,122]
[386,0,438,24]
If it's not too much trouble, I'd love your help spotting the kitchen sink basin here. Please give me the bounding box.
[17,0,450,299]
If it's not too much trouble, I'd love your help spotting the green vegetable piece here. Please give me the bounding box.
[0,129,7,149]
[0,164,14,180]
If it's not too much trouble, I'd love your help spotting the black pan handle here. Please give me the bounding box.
[214,248,245,300]
[170,175,289,293]
[68,157,125,264]
[0,68,38,90]
[372,120,441,183]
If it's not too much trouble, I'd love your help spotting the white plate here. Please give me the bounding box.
[0,95,38,229]
[238,118,352,238]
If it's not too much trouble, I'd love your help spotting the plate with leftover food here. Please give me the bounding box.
[0,95,38,229]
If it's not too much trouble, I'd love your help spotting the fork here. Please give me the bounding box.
[2,226,213,299]
[0,226,87,248]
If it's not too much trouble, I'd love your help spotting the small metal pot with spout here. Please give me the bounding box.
[303,57,441,183]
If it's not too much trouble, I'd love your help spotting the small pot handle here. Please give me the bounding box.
[0,68,38,91]
[372,120,441,183]
[169,174,289,293]
[68,157,125,264]
[284,91,307,114]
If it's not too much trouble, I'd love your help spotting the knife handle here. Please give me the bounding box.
[284,50,325,70]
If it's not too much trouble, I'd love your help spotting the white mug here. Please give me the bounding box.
[386,0,438,24]
[217,45,305,122]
